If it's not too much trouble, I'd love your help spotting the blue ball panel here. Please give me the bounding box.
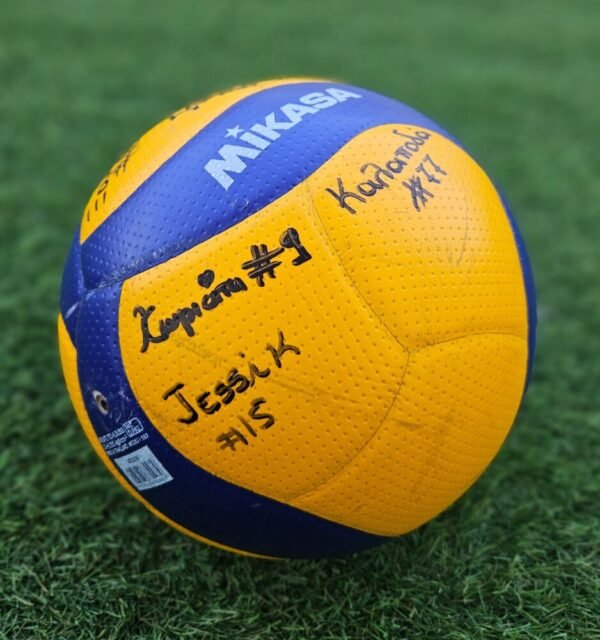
[500,193,537,388]
[59,228,86,342]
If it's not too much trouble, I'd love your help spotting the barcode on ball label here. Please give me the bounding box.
[114,445,173,491]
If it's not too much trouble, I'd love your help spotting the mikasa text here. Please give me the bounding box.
[204,87,362,189]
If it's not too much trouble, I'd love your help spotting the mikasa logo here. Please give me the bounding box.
[204,87,362,189]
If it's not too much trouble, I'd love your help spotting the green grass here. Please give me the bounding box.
[1,1,599,638]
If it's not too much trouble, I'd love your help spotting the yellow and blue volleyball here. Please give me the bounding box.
[58,79,536,559]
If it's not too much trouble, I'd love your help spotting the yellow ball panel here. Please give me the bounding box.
[306,125,528,350]
[292,333,526,535]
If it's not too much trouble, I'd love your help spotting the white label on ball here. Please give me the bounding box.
[114,445,173,491]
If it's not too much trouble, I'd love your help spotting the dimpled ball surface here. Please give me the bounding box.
[58,78,536,559]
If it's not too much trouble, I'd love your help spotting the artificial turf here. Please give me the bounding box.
[1,1,598,638]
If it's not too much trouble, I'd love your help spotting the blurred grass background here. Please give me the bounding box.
[1,1,598,638]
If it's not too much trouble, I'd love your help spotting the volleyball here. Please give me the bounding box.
[58,79,536,558]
